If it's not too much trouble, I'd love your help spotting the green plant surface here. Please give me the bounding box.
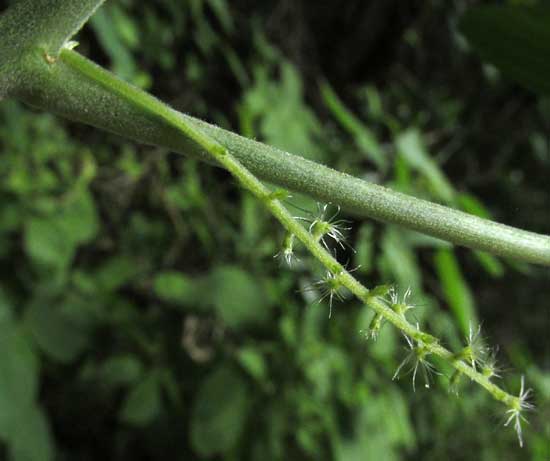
[0,0,106,98]
[2,3,549,265]
[461,3,550,97]
[13,6,529,443]
[0,1,548,460]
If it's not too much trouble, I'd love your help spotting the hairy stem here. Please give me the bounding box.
[1,0,106,55]
[21,44,518,410]
[0,0,106,99]
[11,48,550,266]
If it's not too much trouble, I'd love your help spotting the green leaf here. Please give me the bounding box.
[95,256,142,291]
[57,189,99,244]
[23,189,98,270]
[405,232,452,249]
[159,368,182,407]
[380,227,421,292]
[337,387,415,461]
[119,371,162,427]
[190,365,249,456]
[434,249,477,335]
[237,347,268,382]
[0,310,51,460]
[472,251,505,278]
[206,0,234,34]
[369,320,398,361]
[382,390,416,449]
[90,5,149,86]
[461,5,550,96]
[99,355,144,388]
[457,193,490,219]
[24,217,76,269]
[24,300,90,364]
[208,266,270,328]
[0,297,46,460]
[320,81,386,171]
[396,130,455,203]
[9,405,54,461]
[153,271,199,306]
[239,193,265,249]
[354,224,374,274]
[243,62,324,161]
[0,326,39,439]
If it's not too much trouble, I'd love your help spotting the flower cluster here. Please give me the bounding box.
[297,203,353,251]
[392,331,439,392]
[304,270,347,318]
[379,307,533,447]
[364,286,416,340]
[504,376,534,448]
[457,324,488,372]
[452,323,502,392]
[387,286,416,317]
[283,202,535,447]
[276,203,354,268]
[481,347,502,380]
[274,232,298,267]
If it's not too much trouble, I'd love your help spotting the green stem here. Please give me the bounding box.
[12,48,550,266]
[1,0,106,99]
[4,0,106,54]
[27,45,519,410]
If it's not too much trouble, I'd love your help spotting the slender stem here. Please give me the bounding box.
[13,48,550,266]
[210,138,520,410]
[39,46,519,409]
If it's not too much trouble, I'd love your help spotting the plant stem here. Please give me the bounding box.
[0,0,106,58]
[0,0,106,99]
[215,149,519,408]
[26,45,519,410]
[13,48,550,266]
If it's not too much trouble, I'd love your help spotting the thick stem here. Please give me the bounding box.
[0,0,106,99]
[1,0,106,55]
[18,45,518,410]
[14,48,550,266]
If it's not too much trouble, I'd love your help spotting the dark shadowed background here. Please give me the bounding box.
[0,0,549,460]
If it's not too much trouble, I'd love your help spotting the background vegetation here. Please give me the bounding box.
[0,0,549,459]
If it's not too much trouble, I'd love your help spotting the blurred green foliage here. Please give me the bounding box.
[461,3,550,97]
[0,0,549,460]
